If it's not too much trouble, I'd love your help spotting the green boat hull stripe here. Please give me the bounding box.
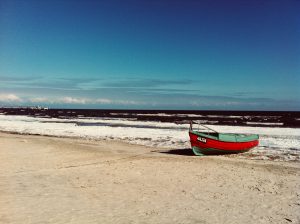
[192,146,248,156]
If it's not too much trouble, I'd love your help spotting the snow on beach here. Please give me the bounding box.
[0,115,299,162]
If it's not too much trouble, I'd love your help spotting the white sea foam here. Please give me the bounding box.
[0,115,299,162]
[113,113,205,118]
[246,122,283,126]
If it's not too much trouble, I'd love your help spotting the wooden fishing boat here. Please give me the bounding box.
[189,122,259,155]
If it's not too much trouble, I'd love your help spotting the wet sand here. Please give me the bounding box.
[0,132,299,224]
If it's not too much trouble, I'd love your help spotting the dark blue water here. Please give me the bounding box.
[1,107,299,128]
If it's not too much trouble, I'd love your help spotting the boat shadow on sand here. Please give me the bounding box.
[160,148,247,156]
[160,148,195,156]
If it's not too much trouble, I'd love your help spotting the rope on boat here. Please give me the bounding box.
[190,121,218,133]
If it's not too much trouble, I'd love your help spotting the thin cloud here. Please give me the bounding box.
[0,76,41,82]
[26,96,142,106]
[30,96,90,105]
[75,78,195,90]
[29,97,52,103]
[1,91,298,110]
[60,97,88,104]
[0,76,81,91]
[101,78,194,88]
[0,93,22,102]
[0,76,196,93]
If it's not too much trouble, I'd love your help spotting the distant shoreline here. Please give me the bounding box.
[2,106,300,113]
[1,107,300,128]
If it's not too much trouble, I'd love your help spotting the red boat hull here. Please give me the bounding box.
[189,132,259,155]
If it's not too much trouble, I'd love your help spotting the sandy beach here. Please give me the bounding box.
[0,132,299,224]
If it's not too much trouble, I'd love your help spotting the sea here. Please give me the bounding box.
[1,107,300,162]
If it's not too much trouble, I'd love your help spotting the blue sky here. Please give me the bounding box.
[0,0,299,110]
